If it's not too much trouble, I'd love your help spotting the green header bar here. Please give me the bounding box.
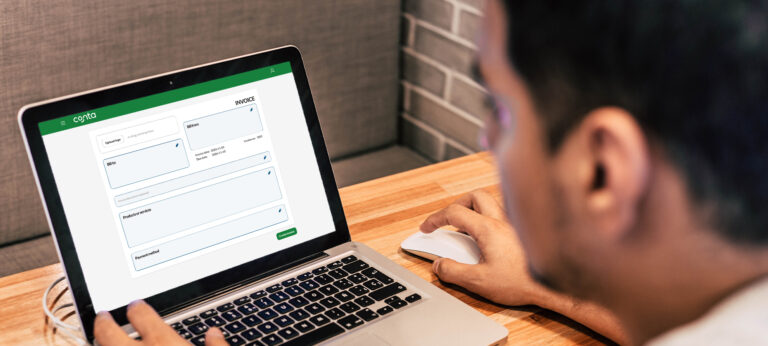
[39,62,292,136]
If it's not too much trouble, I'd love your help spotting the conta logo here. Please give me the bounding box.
[73,112,97,123]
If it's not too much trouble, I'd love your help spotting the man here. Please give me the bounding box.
[95,0,768,344]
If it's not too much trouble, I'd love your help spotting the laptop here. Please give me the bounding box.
[18,46,508,345]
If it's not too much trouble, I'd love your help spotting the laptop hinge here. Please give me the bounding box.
[158,251,329,317]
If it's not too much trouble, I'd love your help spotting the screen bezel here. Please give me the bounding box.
[19,46,351,342]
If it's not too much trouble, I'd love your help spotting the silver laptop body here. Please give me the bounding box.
[18,46,508,345]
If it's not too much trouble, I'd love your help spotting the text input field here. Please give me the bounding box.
[184,105,262,151]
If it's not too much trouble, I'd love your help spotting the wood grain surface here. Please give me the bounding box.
[0,152,609,345]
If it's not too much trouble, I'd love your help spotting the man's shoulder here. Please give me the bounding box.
[649,277,768,345]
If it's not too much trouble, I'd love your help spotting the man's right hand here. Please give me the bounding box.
[421,190,627,343]
[419,189,546,307]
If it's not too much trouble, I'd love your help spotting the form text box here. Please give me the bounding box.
[103,139,189,189]
[184,105,263,150]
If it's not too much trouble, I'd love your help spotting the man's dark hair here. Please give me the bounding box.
[502,1,768,243]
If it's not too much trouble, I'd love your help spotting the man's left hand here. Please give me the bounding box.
[94,300,227,346]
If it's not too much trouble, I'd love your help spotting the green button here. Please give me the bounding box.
[276,227,297,240]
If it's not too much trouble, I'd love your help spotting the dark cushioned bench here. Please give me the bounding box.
[0,0,426,277]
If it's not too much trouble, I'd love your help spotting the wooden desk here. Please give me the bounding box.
[0,152,607,345]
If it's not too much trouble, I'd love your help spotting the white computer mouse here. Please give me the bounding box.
[400,229,482,265]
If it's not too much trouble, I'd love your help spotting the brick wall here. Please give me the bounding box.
[399,0,491,162]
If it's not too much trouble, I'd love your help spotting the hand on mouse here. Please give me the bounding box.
[420,190,628,343]
[419,189,545,307]
[94,300,227,346]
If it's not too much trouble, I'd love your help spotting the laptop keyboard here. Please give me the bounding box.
[167,255,423,346]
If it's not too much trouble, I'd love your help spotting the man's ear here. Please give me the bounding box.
[583,107,651,238]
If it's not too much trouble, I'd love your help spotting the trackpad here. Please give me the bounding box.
[334,332,391,346]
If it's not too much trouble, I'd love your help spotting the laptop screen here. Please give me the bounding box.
[37,62,336,312]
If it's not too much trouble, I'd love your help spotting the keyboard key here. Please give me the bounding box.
[241,328,263,341]
[191,335,206,346]
[284,285,305,297]
[369,282,406,301]
[356,308,379,321]
[257,308,278,320]
[338,315,364,330]
[222,310,243,322]
[171,322,183,330]
[361,267,394,284]
[288,296,310,307]
[313,274,334,285]
[225,321,246,333]
[297,272,313,281]
[341,260,369,274]
[182,316,200,325]
[260,333,282,346]
[349,285,370,296]
[294,320,315,333]
[274,302,294,314]
[250,290,267,299]
[348,273,367,284]
[339,302,360,314]
[299,279,320,291]
[405,293,422,303]
[304,290,324,301]
[204,316,226,327]
[328,269,348,279]
[242,315,262,327]
[341,255,357,264]
[177,329,193,339]
[327,261,343,269]
[266,284,282,293]
[354,296,375,307]
[274,315,295,327]
[254,297,274,309]
[188,322,209,335]
[234,296,251,306]
[237,303,258,315]
[269,291,290,303]
[280,323,344,346]
[305,303,325,314]
[281,278,299,287]
[333,278,353,290]
[363,279,384,291]
[334,291,354,302]
[324,307,345,320]
[200,309,217,319]
[257,321,278,334]
[226,335,246,345]
[318,285,339,295]
[389,299,407,309]
[217,303,235,312]
[384,296,401,305]
[289,309,310,321]
[311,267,328,275]
[319,297,340,308]
[376,306,394,315]
[278,326,300,340]
[308,314,331,326]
